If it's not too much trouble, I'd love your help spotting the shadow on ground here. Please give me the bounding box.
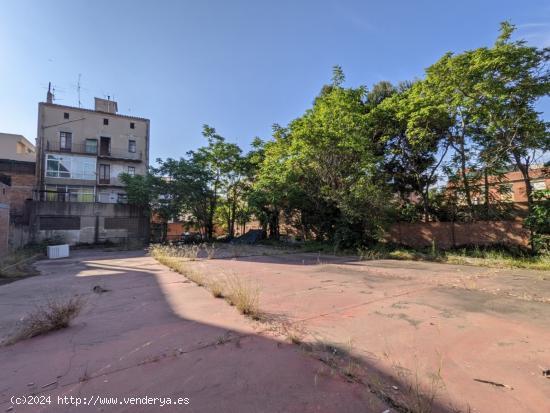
[0,250,466,413]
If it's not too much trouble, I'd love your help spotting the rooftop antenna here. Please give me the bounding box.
[46,82,54,103]
[77,74,82,108]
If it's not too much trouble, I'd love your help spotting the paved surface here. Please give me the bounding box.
[0,250,387,413]
[1,249,549,413]
[193,250,550,413]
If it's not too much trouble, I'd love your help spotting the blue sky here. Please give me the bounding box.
[1,0,549,162]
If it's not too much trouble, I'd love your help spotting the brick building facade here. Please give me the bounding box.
[0,159,36,224]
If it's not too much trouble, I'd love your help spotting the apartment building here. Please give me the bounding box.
[0,133,36,162]
[35,92,150,203]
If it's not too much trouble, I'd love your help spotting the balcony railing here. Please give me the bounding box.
[45,140,143,161]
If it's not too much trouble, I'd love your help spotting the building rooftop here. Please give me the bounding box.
[40,102,150,123]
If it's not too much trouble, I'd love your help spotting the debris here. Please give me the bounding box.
[92,285,110,294]
[27,382,34,386]
[232,229,263,244]
[381,410,391,413]
[6,406,13,412]
[391,385,399,390]
[474,378,513,390]
[543,369,550,378]
[41,381,57,388]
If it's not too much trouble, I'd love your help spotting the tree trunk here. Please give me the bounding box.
[422,187,430,222]
[484,168,490,219]
[457,140,474,216]
[513,152,535,252]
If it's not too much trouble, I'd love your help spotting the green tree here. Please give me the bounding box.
[191,125,243,239]
[371,80,451,221]
[252,70,394,246]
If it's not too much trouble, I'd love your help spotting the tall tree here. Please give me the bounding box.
[191,125,243,239]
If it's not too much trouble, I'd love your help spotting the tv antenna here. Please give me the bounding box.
[77,74,82,107]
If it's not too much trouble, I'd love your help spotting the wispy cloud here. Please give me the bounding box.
[330,2,376,33]
[517,22,550,47]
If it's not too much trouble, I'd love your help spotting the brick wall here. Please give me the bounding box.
[0,159,36,223]
[386,221,530,249]
[0,183,9,256]
[8,173,35,220]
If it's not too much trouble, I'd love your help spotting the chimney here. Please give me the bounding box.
[94,97,118,114]
[46,82,54,103]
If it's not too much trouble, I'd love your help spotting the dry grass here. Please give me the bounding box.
[209,278,225,298]
[224,274,260,318]
[4,297,83,345]
[150,245,261,319]
[378,352,446,413]
[203,243,217,259]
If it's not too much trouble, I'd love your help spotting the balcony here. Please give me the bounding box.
[98,146,143,162]
[45,140,143,162]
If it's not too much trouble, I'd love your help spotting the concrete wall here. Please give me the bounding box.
[27,201,149,246]
[386,221,530,249]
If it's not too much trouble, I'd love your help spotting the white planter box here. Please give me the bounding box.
[47,244,70,259]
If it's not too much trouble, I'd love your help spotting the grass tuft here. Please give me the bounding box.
[224,274,260,318]
[209,278,225,298]
[4,297,83,345]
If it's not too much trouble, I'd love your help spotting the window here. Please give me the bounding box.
[127,166,135,176]
[68,186,95,202]
[64,112,69,119]
[72,158,97,180]
[117,193,128,203]
[532,180,547,191]
[60,132,72,151]
[128,139,136,153]
[99,164,110,184]
[46,154,71,178]
[130,122,135,129]
[85,139,98,154]
[46,154,96,180]
[45,185,95,202]
[103,118,109,125]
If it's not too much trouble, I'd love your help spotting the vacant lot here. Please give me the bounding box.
[1,248,549,412]
[191,247,550,413]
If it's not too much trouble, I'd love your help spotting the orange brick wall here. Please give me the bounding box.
[386,221,530,249]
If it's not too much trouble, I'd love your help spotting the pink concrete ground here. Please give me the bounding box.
[0,250,388,413]
[192,249,550,413]
[1,249,550,412]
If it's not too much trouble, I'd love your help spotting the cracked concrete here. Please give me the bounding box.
[0,250,387,413]
[192,249,550,413]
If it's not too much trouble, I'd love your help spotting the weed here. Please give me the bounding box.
[224,274,260,318]
[209,278,225,298]
[215,332,232,345]
[281,322,306,345]
[4,297,83,345]
[385,353,445,413]
[355,242,550,271]
[203,243,216,259]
